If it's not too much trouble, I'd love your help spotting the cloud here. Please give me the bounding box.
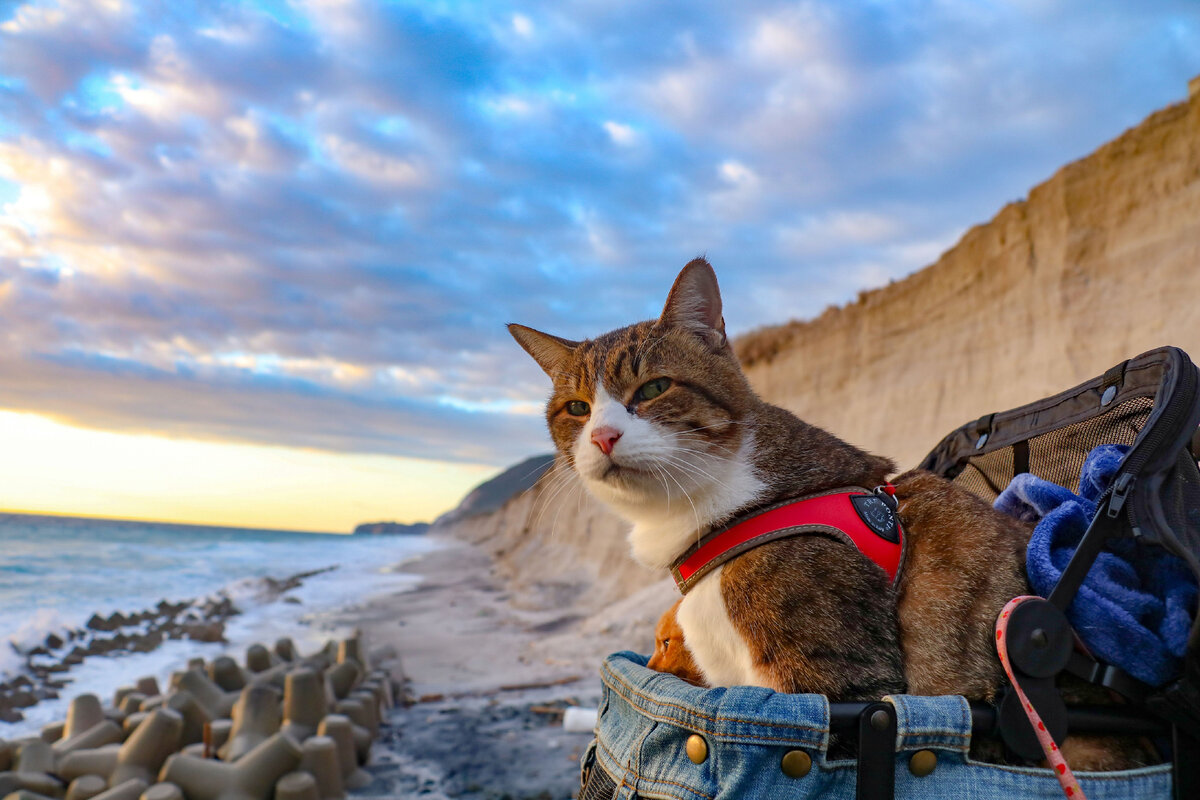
[0,0,1198,466]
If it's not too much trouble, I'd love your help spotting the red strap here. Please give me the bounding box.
[670,488,902,593]
[996,597,1086,800]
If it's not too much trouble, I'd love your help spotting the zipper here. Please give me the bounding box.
[1106,350,1200,520]
[1107,473,1133,518]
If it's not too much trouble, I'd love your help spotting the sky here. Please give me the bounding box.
[1,1,1199,532]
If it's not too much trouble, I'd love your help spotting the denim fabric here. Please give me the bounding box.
[585,652,1172,800]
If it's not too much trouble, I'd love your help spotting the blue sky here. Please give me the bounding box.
[1,1,1199,525]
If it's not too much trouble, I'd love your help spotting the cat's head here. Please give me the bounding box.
[509,259,763,549]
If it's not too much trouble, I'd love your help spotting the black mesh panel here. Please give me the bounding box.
[951,396,1156,501]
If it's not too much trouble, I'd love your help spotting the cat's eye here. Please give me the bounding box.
[565,400,590,416]
[635,377,672,402]
[661,638,671,650]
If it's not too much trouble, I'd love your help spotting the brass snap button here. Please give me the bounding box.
[780,749,812,778]
[686,734,708,764]
[909,749,937,777]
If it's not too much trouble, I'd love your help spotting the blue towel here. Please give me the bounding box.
[994,444,1197,687]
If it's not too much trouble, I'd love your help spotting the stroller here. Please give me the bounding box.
[579,345,1200,800]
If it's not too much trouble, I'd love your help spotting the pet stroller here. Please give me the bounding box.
[578,345,1200,799]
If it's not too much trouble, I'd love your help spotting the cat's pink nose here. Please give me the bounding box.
[591,426,622,455]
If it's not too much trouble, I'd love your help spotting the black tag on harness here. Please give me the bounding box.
[851,495,900,543]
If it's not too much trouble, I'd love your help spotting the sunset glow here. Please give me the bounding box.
[0,411,491,532]
[1,1,1198,529]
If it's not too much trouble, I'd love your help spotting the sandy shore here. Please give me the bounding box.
[338,534,676,799]
[343,536,598,800]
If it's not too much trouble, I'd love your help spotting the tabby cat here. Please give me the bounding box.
[510,260,1151,768]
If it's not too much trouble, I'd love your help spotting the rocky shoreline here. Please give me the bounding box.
[1,568,338,725]
[0,632,395,800]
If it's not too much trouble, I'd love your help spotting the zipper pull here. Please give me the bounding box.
[1107,473,1134,518]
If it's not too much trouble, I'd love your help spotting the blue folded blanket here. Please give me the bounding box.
[994,444,1197,687]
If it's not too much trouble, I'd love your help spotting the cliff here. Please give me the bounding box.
[737,89,1200,470]
[437,82,1200,618]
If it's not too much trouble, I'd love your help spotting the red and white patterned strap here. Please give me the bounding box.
[995,596,1086,800]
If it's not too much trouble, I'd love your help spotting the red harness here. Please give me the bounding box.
[668,486,905,594]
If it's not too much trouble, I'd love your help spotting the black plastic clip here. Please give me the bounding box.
[856,702,896,800]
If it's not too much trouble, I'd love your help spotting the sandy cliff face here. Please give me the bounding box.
[441,87,1200,613]
[738,92,1200,470]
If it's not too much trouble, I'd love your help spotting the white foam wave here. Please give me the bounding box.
[0,533,440,736]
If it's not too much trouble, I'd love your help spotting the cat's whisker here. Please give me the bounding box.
[657,451,735,493]
[668,434,741,459]
[673,420,751,435]
[550,480,585,542]
[531,466,583,531]
[648,463,672,514]
[655,459,701,537]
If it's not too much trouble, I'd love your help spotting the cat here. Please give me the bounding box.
[510,259,1151,767]
[646,599,706,687]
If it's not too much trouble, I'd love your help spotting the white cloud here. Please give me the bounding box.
[512,14,533,38]
[322,135,425,187]
[603,120,637,146]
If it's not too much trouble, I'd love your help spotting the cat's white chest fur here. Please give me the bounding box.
[676,566,763,687]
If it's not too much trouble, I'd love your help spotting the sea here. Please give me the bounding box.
[0,512,437,736]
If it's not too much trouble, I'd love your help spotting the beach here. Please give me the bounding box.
[0,513,673,799]
[340,535,676,799]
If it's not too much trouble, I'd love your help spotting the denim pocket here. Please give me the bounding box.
[597,651,1173,800]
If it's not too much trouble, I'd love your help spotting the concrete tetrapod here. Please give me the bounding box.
[133,680,159,700]
[64,775,107,800]
[347,692,379,738]
[121,714,148,739]
[57,695,109,746]
[272,773,317,800]
[108,708,183,787]
[334,641,363,671]
[117,696,144,718]
[297,738,342,800]
[314,717,368,789]
[0,740,63,798]
[163,693,208,748]
[90,780,146,800]
[360,676,393,711]
[159,733,302,800]
[205,721,232,756]
[2,791,60,800]
[273,640,296,663]
[244,646,272,675]
[218,687,280,762]
[53,722,123,761]
[279,672,324,743]
[243,664,288,692]
[330,701,370,766]
[137,698,163,714]
[206,659,245,693]
[139,783,182,800]
[323,664,359,703]
[57,745,120,782]
[176,672,236,722]
[40,725,64,746]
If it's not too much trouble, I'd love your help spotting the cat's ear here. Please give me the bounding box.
[508,323,580,378]
[659,258,727,348]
